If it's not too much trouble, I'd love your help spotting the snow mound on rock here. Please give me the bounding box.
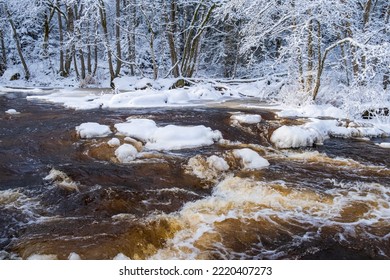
[5,109,20,115]
[76,122,112,139]
[146,125,222,151]
[271,119,388,149]
[231,114,262,124]
[115,119,158,142]
[115,144,138,163]
[233,148,270,170]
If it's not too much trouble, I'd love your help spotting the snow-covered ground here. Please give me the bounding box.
[26,78,243,109]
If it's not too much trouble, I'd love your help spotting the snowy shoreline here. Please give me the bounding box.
[2,77,390,150]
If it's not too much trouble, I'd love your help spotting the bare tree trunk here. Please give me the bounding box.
[73,50,80,79]
[115,0,122,77]
[363,0,373,29]
[98,0,115,85]
[338,32,350,86]
[56,0,65,76]
[74,4,86,80]
[164,1,180,78]
[64,4,74,76]
[361,0,373,79]
[180,2,215,77]
[93,21,99,77]
[383,4,389,89]
[316,21,322,89]
[313,38,362,100]
[87,20,92,75]
[223,14,239,78]
[0,30,7,76]
[6,7,30,80]
[345,20,359,80]
[140,7,158,80]
[42,12,50,58]
[127,0,136,76]
[292,12,305,91]
[306,19,314,92]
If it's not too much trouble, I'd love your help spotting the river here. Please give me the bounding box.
[0,90,389,260]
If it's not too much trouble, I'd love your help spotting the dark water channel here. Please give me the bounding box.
[0,91,389,260]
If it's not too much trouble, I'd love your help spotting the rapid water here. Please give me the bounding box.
[0,91,389,260]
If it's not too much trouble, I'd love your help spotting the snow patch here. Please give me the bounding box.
[145,125,222,151]
[277,104,347,119]
[76,122,112,139]
[115,119,158,142]
[377,142,390,148]
[270,124,328,149]
[115,144,138,163]
[206,155,230,171]
[231,114,262,124]
[107,138,121,147]
[5,109,20,115]
[271,119,389,149]
[233,148,270,170]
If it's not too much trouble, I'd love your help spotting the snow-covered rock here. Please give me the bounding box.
[377,142,390,148]
[115,144,138,163]
[271,118,389,149]
[207,155,230,171]
[145,125,222,151]
[115,119,158,142]
[270,124,326,149]
[107,138,121,147]
[5,109,20,115]
[233,148,270,170]
[76,122,112,139]
[231,114,262,124]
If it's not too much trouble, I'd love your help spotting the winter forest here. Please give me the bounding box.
[1,0,390,263]
[0,0,389,101]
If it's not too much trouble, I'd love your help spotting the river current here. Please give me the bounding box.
[0,90,389,260]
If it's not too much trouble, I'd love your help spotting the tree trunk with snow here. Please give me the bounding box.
[223,14,240,78]
[64,4,74,77]
[56,0,65,76]
[126,0,137,76]
[383,4,390,89]
[98,0,115,85]
[180,2,216,78]
[115,0,122,77]
[0,29,6,76]
[306,19,314,92]
[6,7,30,80]
[164,1,180,78]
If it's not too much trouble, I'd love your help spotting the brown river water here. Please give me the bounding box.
[0,90,389,260]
